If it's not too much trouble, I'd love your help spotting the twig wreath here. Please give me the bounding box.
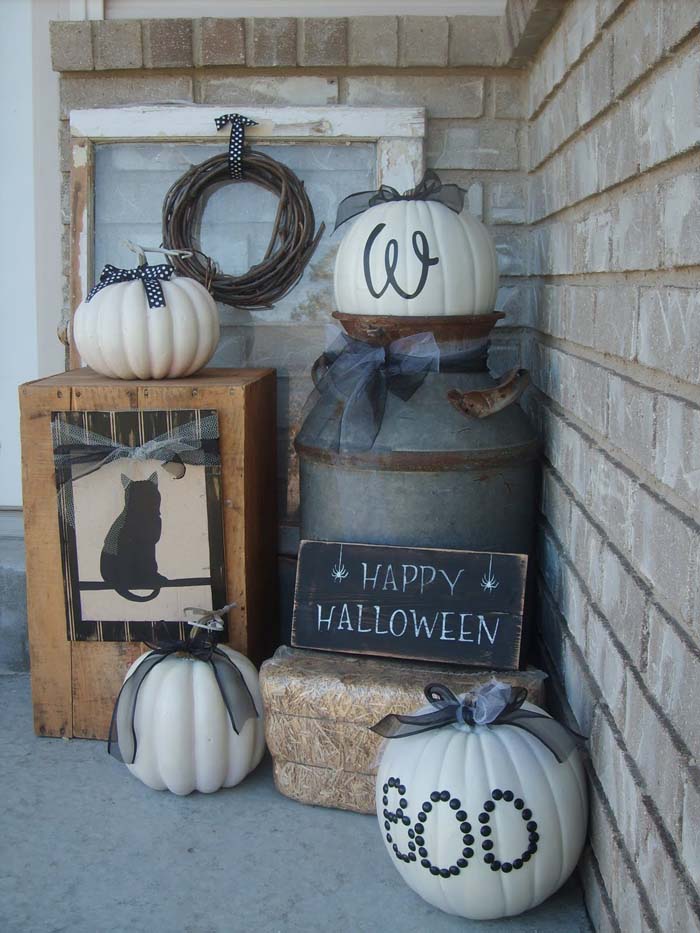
[161,113,325,309]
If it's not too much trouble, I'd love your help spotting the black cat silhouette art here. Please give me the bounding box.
[100,472,169,602]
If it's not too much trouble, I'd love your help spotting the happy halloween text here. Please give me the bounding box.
[316,560,500,643]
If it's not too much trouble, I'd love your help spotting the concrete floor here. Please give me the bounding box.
[0,673,591,933]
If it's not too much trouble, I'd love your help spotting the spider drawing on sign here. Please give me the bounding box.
[481,554,500,593]
[330,544,349,583]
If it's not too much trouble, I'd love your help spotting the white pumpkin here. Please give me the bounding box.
[334,200,498,317]
[375,699,587,920]
[117,645,265,795]
[73,276,220,380]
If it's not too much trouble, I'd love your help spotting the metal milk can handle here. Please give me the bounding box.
[311,353,330,387]
[447,368,531,419]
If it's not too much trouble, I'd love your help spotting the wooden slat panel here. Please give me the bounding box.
[70,106,427,143]
[69,382,140,739]
[19,383,73,736]
[243,371,278,664]
[69,137,94,369]
[71,641,143,739]
[33,367,272,388]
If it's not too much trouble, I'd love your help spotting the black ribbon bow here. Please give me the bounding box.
[296,332,440,453]
[86,263,175,309]
[52,413,220,490]
[108,629,259,764]
[214,112,258,179]
[371,682,586,764]
[334,169,466,232]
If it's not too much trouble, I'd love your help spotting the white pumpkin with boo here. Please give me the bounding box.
[334,199,498,317]
[117,645,265,795]
[375,699,587,920]
[73,275,220,380]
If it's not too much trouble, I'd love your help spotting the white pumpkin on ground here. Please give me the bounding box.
[375,697,587,920]
[73,273,220,380]
[334,199,498,317]
[117,645,265,795]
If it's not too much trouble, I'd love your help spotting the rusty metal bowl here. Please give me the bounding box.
[332,311,505,347]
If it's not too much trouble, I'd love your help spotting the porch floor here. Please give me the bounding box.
[0,672,591,933]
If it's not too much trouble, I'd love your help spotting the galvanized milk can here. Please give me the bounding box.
[295,312,539,556]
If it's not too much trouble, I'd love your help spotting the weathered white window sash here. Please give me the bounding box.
[67,105,426,366]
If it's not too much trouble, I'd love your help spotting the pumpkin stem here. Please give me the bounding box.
[123,240,193,267]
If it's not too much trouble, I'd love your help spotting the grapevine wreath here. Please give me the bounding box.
[161,113,324,309]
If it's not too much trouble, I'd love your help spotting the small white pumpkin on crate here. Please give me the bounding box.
[372,681,587,921]
[109,606,265,795]
[73,242,220,380]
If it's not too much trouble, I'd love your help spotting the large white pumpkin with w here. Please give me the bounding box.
[334,199,498,317]
[117,645,265,795]
[73,273,220,380]
[375,693,587,920]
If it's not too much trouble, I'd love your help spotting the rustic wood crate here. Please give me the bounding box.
[19,367,276,740]
[260,647,547,814]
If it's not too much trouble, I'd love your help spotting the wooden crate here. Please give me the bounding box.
[260,647,546,814]
[19,367,276,740]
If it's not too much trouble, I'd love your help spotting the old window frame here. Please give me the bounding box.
[67,104,427,367]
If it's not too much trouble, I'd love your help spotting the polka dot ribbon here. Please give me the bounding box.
[86,263,175,308]
[214,112,257,179]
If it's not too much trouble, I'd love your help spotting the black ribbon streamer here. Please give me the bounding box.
[214,112,258,179]
[86,263,175,309]
[371,683,586,764]
[108,631,259,764]
[297,332,440,452]
[334,169,466,232]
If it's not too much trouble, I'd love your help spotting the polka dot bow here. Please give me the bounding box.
[86,263,175,309]
[214,112,258,179]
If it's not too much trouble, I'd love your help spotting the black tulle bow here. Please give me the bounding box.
[108,631,259,764]
[334,170,466,231]
[86,263,175,308]
[297,332,440,453]
[371,682,586,764]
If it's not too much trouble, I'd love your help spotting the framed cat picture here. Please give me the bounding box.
[51,409,227,642]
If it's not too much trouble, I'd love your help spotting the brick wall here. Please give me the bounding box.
[515,2,700,930]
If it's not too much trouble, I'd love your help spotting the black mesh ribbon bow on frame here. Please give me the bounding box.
[334,169,466,232]
[371,682,586,764]
[297,331,440,453]
[52,412,220,491]
[86,263,175,309]
[108,625,259,764]
[214,112,258,179]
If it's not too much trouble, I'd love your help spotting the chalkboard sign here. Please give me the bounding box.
[291,540,527,669]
